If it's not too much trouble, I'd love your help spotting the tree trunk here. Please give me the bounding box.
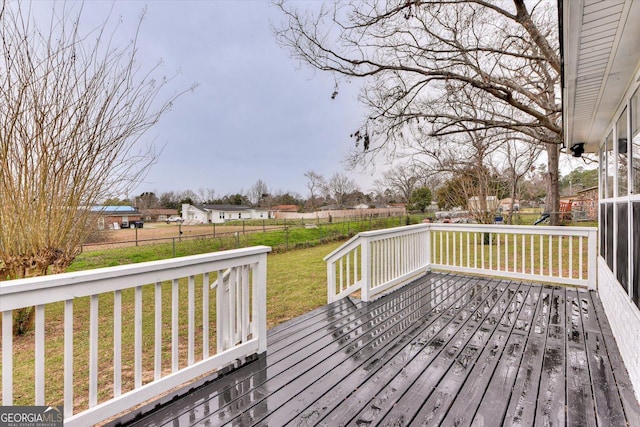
[14,308,36,336]
[546,142,560,226]
[508,182,515,225]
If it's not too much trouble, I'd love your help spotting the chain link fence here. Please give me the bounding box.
[74,215,420,270]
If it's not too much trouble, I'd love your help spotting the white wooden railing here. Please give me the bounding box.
[324,225,431,302]
[0,246,270,426]
[325,224,597,302]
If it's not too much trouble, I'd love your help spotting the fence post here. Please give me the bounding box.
[172,238,176,257]
[285,227,289,250]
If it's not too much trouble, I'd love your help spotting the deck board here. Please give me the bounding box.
[534,286,567,426]
[110,272,640,427]
[565,288,597,427]
[383,281,529,426]
[582,290,628,426]
[446,283,538,427]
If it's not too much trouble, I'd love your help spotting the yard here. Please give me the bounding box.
[90,222,280,244]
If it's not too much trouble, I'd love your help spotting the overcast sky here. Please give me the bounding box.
[53,0,380,201]
[33,1,589,202]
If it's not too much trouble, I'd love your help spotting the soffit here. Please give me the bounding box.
[563,0,640,152]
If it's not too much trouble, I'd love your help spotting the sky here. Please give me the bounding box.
[31,1,591,203]
[49,0,379,201]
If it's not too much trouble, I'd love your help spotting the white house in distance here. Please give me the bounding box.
[562,0,640,400]
[181,204,271,224]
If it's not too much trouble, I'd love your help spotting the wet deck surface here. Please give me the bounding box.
[113,272,640,426]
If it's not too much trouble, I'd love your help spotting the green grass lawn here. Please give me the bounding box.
[70,216,410,271]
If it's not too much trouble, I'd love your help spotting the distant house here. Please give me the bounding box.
[92,206,142,230]
[271,205,299,213]
[468,196,499,212]
[139,208,179,222]
[573,186,598,221]
[498,198,520,212]
[319,205,340,211]
[354,203,372,210]
[181,204,271,224]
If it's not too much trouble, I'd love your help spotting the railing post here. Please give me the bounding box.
[587,228,598,290]
[424,225,432,271]
[254,253,268,353]
[327,256,336,303]
[361,237,371,302]
[2,310,13,405]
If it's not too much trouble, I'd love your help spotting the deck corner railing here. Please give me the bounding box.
[324,224,431,302]
[326,223,598,302]
[0,245,270,427]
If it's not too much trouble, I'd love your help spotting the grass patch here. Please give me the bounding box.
[69,216,413,271]
[266,241,341,327]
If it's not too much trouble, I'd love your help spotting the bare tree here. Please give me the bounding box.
[248,179,270,206]
[0,3,193,333]
[436,165,507,223]
[275,0,561,223]
[328,172,359,207]
[198,187,217,204]
[0,3,192,278]
[159,191,181,209]
[400,102,507,224]
[498,134,542,223]
[135,192,160,210]
[304,170,326,210]
[179,190,199,205]
[375,163,422,203]
[371,180,396,205]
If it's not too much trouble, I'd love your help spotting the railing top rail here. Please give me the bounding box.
[356,223,430,237]
[428,223,597,235]
[323,223,432,262]
[0,245,272,311]
[322,233,364,262]
[428,222,598,234]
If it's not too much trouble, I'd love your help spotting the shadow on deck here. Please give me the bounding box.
[110,272,640,426]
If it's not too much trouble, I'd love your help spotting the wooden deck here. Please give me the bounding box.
[110,272,640,426]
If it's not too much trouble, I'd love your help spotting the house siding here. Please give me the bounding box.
[599,259,640,403]
[182,204,270,224]
[595,62,640,403]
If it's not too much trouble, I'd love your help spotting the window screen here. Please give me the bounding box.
[617,203,628,292]
[617,108,628,196]
[634,202,640,308]
[632,89,640,194]
[606,203,614,270]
